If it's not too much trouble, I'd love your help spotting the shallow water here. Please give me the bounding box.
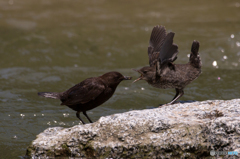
[0,0,240,158]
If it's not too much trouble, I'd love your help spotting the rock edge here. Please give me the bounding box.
[26,99,240,158]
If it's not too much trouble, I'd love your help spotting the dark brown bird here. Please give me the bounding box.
[38,72,132,124]
[133,25,201,105]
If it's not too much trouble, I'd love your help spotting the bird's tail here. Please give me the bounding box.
[38,92,61,99]
[189,40,201,68]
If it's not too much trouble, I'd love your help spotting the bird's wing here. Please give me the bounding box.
[148,25,178,67]
[159,32,178,64]
[60,77,105,106]
[148,25,167,67]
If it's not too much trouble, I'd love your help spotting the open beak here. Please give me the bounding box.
[132,69,138,72]
[123,76,132,80]
[132,76,142,83]
[132,68,143,83]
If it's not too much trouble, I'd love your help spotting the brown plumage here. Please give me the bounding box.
[38,72,132,124]
[133,25,201,105]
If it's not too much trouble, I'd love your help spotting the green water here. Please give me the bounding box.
[0,0,240,158]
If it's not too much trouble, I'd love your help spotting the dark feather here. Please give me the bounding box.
[191,40,199,56]
[149,25,167,52]
[148,25,178,67]
[159,32,178,64]
[60,77,105,106]
[189,40,201,68]
[148,25,167,66]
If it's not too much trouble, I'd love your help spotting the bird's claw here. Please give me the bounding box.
[158,103,170,107]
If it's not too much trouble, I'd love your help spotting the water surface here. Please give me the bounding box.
[0,0,240,158]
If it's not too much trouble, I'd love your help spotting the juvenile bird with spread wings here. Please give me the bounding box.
[133,25,201,105]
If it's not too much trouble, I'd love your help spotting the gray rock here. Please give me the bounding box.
[26,99,240,158]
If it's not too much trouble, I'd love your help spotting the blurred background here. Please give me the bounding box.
[0,0,240,158]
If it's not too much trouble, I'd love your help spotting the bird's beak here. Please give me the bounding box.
[123,76,132,80]
[132,69,139,73]
[132,69,143,83]
[132,76,142,83]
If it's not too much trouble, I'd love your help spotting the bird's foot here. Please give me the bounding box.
[158,103,170,108]
[158,101,181,108]
[174,101,181,104]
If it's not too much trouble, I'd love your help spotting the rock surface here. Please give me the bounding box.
[26,99,240,158]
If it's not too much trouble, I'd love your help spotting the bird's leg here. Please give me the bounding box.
[171,88,179,101]
[159,88,181,107]
[83,111,93,123]
[156,61,161,76]
[168,89,184,105]
[76,111,85,124]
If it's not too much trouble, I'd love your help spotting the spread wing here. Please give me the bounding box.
[148,25,178,67]
[159,32,178,64]
[60,77,105,106]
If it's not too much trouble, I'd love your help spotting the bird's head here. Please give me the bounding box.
[101,72,132,87]
[132,66,156,83]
